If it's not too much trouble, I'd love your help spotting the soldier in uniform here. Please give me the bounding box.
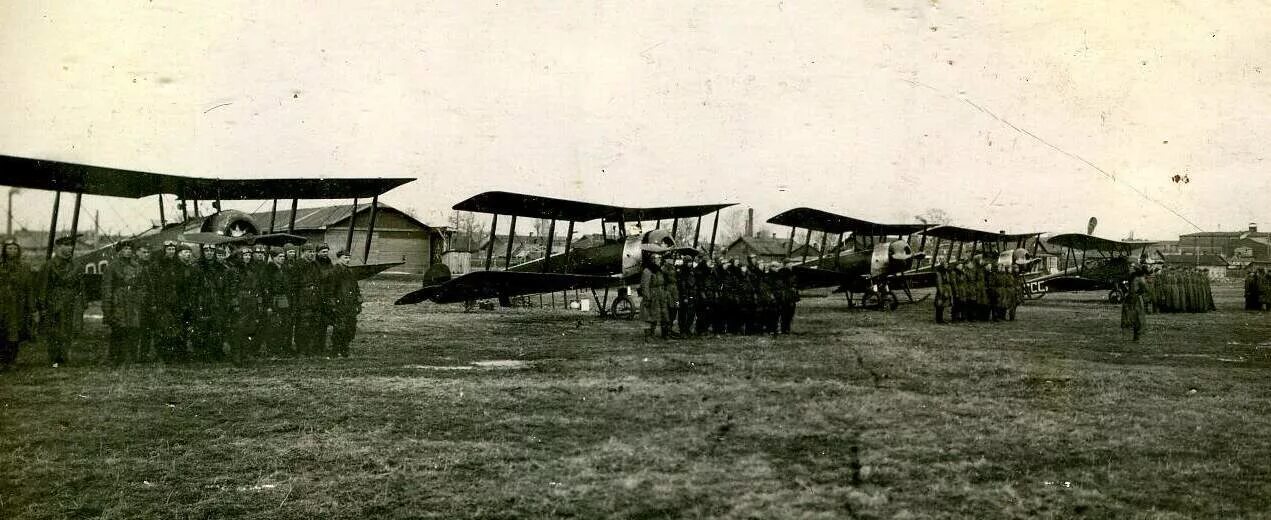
[227,246,264,364]
[1121,265,1150,341]
[315,243,335,350]
[1,238,34,370]
[693,258,715,335]
[261,247,293,356]
[292,244,326,356]
[148,241,182,362]
[132,245,155,362]
[729,260,752,334]
[1255,269,1265,310]
[777,261,799,334]
[102,241,145,365]
[1245,269,1260,310]
[38,236,84,367]
[639,253,670,339]
[675,257,696,336]
[757,262,779,335]
[712,260,731,334]
[170,244,202,361]
[328,250,362,357]
[933,263,951,324]
[661,256,680,335]
[197,244,232,361]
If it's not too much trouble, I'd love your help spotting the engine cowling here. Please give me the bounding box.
[621,229,684,279]
[200,210,260,237]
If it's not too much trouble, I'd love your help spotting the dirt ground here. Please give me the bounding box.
[2,279,1269,519]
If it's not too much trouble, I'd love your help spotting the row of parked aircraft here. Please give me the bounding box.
[0,154,1156,316]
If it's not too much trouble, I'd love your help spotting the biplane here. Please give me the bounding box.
[0,154,415,299]
[765,207,930,310]
[394,191,733,317]
[768,208,1045,310]
[1022,233,1158,303]
[918,224,1044,273]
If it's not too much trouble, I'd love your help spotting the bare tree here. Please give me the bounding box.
[915,208,952,226]
[447,210,486,252]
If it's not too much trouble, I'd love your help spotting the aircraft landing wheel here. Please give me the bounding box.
[1107,290,1122,304]
[859,292,897,311]
[610,296,635,320]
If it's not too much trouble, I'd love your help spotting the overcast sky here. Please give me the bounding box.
[2,1,1268,240]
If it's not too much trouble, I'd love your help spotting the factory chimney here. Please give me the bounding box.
[745,208,754,238]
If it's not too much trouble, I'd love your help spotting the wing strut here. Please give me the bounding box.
[68,192,83,256]
[362,195,379,263]
[45,191,61,259]
[708,210,720,257]
[800,229,812,264]
[288,198,298,234]
[157,194,166,228]
[817,231,828,267]
[787,226,796,256]
[670,218,678,238]
[835,232,845,269]
[542,219,557,272]
[504,216,518,269]
[484,214,499,271]
[693,215,702,247]
[344,198,359,253]
[563,221,575,273]
[268,199,277,233]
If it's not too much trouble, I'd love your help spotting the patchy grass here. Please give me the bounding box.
[2,280,1270,519]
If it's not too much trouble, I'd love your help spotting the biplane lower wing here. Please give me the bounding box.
[395,270,621,305]
[351,262,405,280]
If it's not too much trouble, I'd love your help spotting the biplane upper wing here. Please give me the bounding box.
[0,154,414,199]
[767,207,927,236]
[1047,233,1157,253]
[395,270,620,305]
[922,225,1041,245]
[453,191,734,222]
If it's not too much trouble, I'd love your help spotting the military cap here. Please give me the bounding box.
[300,243,316,252]
[284,244,298,252]
[316,243,331,252]
[253,244,268,252]
[162,240,178,248]
[114,240,135,251]
[201,242,217,251]
[238,245,254,254]
[53,235,79,246]
[335,249,351,257]
[270,246,286,254]
[2,237,18,247]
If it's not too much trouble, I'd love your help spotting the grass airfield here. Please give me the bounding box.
[2,279,1270,519]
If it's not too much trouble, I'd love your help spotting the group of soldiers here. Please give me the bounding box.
[639,254,800,338]
[1146,266,1215,314]
[931,257,1025,324]
[0,236,363,370]
[1242,268,1271,311]
[2,236,92,370]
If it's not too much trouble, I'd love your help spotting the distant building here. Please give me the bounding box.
[1177,223,1270,257]
[721,233,821,263]
[249,204,446,274]
[1157,254,1229,279]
